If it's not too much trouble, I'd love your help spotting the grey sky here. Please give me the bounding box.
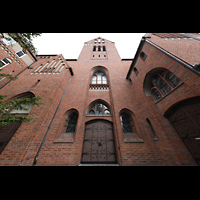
[32,33,145,59]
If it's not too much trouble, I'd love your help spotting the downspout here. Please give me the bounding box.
[32,67,74,166]
[0,59,37,90]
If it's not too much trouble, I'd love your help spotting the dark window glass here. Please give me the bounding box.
[151,88,162,100]
[16,51,24,57]
[3,58,11,64]
[120,113,133,133]
[88,102,111,115]
[152,74,171,95]
[148,69,183,102]
[66,113,78,133]
[166,72,182,88]
[96,103,103,114]
[140,52,147,61]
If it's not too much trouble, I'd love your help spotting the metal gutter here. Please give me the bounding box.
[32,70,73,166]
[126,35,200,79]
[145,39,200,76]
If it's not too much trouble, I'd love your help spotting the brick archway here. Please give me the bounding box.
[165,96,200,165]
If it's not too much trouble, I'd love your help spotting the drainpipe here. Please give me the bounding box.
[32,67,74,166]
[0,59,37,90]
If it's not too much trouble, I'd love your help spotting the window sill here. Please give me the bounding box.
[123,133,144,143]
[54,133,74,143]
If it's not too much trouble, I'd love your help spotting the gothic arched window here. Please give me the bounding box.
[149,69,183,101]
[87,101,111,115]
[119,110,143,143]
[120,112,133,133]
[92,71,107,84]
[65,112,78,133]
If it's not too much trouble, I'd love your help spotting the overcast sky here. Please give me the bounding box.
[32,33,145,59]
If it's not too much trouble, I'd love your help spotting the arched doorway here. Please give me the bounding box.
[165,97,200,165]
[81,119,117,164]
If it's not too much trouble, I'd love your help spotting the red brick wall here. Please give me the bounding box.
[0,37,199,166]
[128,41,199,165]
[0,41,30,88]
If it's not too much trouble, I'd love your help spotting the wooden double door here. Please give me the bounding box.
[166,97,200,165]
[81,120,117,164]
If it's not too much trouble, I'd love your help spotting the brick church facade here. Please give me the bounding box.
[0,33,200,166]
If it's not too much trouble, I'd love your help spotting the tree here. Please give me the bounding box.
[0,33,42,54]
[0,94,42,126]
[0,33,42,126]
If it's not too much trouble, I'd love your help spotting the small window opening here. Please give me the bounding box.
[146,118,158,141]
[103,46,106,51]
[134,67,139,76]
[0,58,12,68]
[98,46,101,51]
[120,112,133,133]
[93,46,96,51]
[16,50,26,58]
[140,52,147,61]
[65,112,78,133]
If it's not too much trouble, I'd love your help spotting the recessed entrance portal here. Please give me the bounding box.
[81,119,117,164]
[165,97,200,165]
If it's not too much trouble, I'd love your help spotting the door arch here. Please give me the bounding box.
[165,97,200,165]
[81,119,117,164]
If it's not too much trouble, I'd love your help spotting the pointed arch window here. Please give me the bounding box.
[120,110,144,143]
[120,112,133,133]
[92,71,107,84]
[65,112,78,133]
[149,69,183,101]
[87,101,111,115]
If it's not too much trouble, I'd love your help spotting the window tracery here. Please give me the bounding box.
[149,69,183,101]
[87,101,111,115]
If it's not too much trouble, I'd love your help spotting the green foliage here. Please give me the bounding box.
[0,69,17,81]
[0,33,42,54]
[0,95,43,126]
[0,33,43,126]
